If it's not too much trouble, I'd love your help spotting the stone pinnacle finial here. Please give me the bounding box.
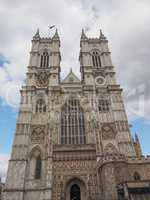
[33,28,40,39]
[81,28,88,40]
[52,28,60,40]
[100,29,106,40]
[132,136,135,143]
[135,133,140,143]
[134,133,142,157]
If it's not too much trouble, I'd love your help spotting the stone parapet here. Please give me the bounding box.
[127,155,150,163]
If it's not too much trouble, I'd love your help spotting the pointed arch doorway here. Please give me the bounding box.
[64,178,86,200]
[70,184,81,200]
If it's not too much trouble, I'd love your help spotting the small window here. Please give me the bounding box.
[35,155,42,179]
[98,99,109,112]
[92,51,101,68]
[134,172,141,181]
[40,52,49,68]
[36,99,46,113]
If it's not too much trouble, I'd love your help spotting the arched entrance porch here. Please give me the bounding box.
[64,178,86,200]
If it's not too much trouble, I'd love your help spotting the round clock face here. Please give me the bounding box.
[36,72,49,87]
[95,76,106,86]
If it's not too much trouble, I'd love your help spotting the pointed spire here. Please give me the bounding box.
[81,29,88,40]
[135,133,140,143]
[52,28,60,40]
[70,68,72,73]
[132,136,135,144]
[100,29,106,40]
[134,133,142,157]
[33,28,40,40]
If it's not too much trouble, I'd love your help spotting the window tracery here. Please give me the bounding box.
[92,51,101,68]
[98,99,109,112]
[29,148,42,180]
[35,155,42,179]
[61,99,86,144]
[36,99,46,113]
[40,51,49,68]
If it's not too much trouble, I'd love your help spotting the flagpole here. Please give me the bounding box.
[48,25,55,37]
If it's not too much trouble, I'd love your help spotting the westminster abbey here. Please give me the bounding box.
[3,29,150,200]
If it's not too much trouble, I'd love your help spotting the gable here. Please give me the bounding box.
[62,70,80,83]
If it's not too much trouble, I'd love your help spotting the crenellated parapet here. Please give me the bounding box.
[98,154,150,167]
[127,155,150,163]
[32,28,60,43]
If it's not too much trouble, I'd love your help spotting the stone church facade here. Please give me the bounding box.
[3,29,150,200]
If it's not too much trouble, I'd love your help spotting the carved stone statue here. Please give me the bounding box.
[91,110,99,129]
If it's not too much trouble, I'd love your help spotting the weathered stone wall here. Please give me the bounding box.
[52,145,97,200]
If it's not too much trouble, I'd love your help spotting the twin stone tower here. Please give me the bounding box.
[3,29,150,200]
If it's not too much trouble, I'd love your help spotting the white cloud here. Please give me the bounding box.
[0,0,150,180]
[0,0,149,114]
[0,154,10,182]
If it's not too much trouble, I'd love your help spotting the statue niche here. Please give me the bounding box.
[102,124,116,140]
[31,126,45,144]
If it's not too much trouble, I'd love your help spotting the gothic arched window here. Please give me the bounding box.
[134,172,141,181]
[92,51,101,68]
[35,155,42,179]
[29,148,42,180]
[36,99,46,113]
[61,99,86,145]
[98,99,109,112]
[40,51,49,68]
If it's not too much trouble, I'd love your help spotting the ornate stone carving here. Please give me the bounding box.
[95,75,106,86]
[36,71,49,87]
[49,111,59,131]
[101,124,116,140]
[115,121,129,132]
[104,143,118,155]
[90,110,99,129]
[31,126,45,143]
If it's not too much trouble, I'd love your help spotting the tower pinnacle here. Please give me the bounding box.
[81,29,88,40]
[133,133,142,157]
[52,28,60,40]
[33,28,40,40]
[100,29,106,40]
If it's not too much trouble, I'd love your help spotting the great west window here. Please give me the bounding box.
[61,99,86,145]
